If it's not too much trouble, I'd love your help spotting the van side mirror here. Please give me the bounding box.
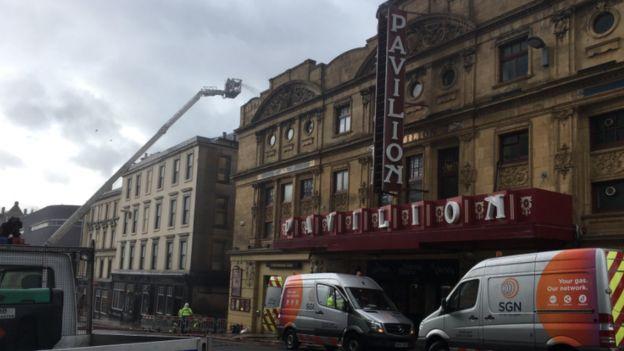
[440,298,447,313]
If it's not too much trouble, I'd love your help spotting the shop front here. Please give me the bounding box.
[227,251,311,333]
[275,188,575,325]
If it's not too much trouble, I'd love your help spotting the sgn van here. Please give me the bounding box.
[417,248,624,351]
[277,273,415,351]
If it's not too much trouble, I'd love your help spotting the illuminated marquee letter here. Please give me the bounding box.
[284,218,294,233]
[326,212,336,231]
[352,210,361,230]
[304,215,314,235]
[444,201,460,224]
[411,203,420,225]
[378,208,389,228]
[391,13,406,32]
[383,165,404,184]
[485,194,506,220]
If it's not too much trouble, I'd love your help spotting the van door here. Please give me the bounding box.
[482,274,535,350]
[443,278,482,349]
[313,284,347,347]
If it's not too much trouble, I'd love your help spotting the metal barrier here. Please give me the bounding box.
[140,314,228,335]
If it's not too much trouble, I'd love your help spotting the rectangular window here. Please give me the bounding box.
[139,242,146,270]
[135,174,141,197]
[282,183,293,203]
[336,105,351,134]
[590,110,624,150]
[182,194,191,225]
[300,178,313,199]
[131,208,138,233]
[500,130,529,164]
[107,258,112,278]
[151,241,159,270]
[154,202,162,229]
[126,177,132,199]
[179,239,187,270]
[334,170,349,193]
[156,286,165,314]
[142,205,150,233]
[98,259,104,278]
[264,187,274,206]
[593,179,624,212]
[215,197,227,228]
[500,37,528,82]
[104,203,109,219]
[211,241,225,271]
[263,222,274,239]
[407,154,424,202]
[119,242,126,270]
[110,225,116,248]
[172,159,180,184]
[166,286,174,315]
[128,242,135,270]
[165,241,174,270]
[447,279,479,312]
[168,198,177,227]
[217,156,231,183]
[146,169,153,194]
[112,283,125,310]
[158,165,165,189]
[122,211,129,234]
[185,153,194,180]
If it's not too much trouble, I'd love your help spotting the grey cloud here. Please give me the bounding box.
[0,0,383,178]
[44,171,70,184]
[0,150,24,169]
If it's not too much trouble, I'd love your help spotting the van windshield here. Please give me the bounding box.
[346,287,397,311]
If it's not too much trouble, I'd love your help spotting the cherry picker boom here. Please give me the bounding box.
[45,78,242,246]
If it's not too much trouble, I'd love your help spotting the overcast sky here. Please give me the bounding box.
[0,0,384,211]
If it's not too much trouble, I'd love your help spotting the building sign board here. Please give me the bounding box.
[373,6,408,193]
[277,188,574,250]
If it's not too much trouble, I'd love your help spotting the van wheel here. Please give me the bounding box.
[343,334,363,351]
[284,329,300,350]
[428,340,449,351]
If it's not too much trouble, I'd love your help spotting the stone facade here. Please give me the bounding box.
[110,135,237,322]
[229,0,624,332]
[79,188,121,318]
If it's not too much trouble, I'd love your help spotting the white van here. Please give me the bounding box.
[417,248,624,351]
[277,273,415,351]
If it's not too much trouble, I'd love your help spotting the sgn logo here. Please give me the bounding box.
[499,278,522,312]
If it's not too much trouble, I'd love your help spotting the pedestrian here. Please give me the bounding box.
[178,302,193,334]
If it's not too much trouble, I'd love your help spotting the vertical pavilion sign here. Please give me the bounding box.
[373,5,408,194]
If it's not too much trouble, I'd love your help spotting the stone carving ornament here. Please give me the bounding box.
[460,162,477,191]
[552,9,573,39]
[554,144,573,178]
[498,163,530,189]
[591,149,624,179]
[255,85,317,121]
[408,15,476,52]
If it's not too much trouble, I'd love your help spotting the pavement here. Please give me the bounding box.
[92,317,285,349]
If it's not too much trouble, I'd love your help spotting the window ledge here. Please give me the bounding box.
[492,74,533,89]
[590,144,624,154]
[582,211,624,220]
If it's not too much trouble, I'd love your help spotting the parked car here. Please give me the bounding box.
[417,248,624,351]
[277,273,415,351]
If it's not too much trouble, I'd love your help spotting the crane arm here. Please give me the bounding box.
[45,79,241,246]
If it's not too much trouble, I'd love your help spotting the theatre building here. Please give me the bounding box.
[228,0,624,332]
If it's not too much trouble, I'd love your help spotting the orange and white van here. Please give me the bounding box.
[417,248,624,351]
